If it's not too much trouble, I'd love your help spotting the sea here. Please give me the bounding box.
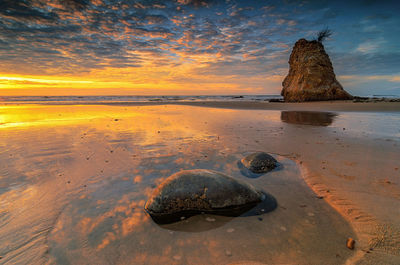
[0,95,282,104]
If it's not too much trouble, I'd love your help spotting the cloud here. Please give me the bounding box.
[60,0,90,10]
[355,39,385,54]
[0,0,399,95]
[0,0,59,23]
[176,0,214,7]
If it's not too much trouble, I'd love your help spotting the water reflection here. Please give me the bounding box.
[0,104,355,264]
[280,111,337,126]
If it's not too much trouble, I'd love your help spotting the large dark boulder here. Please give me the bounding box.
[281,38,352,102]
[145,169,275,224]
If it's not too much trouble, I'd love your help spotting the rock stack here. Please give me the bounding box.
[281,38,352,102]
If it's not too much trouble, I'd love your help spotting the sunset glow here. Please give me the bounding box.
[1,0,399,96]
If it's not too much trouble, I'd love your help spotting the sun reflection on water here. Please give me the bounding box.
[0,104,362,264]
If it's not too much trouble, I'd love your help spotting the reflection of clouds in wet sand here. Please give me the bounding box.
[0,105,357,264]
[48,156,354,265]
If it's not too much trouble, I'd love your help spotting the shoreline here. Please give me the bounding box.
[167,100,400,112]
[297,160,370,264]
[2,100,400,112]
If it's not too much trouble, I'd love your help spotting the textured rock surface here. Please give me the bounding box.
[241,152,278,174]
[282,38,352,102]
[145,169,266,223]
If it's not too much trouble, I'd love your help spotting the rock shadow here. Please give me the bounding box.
[280,111,337,126]
[153,192,277,232]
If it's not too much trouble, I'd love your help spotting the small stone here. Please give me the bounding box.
[205,217,216,222]
[307,212,315,217]
[241,152,278,173]
[280,226,287,231]
[226,228,235,233]
[225,250,232,256]
[173,255,181,261]
[346,238,355,250]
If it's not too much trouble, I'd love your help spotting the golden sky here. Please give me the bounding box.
[1,0,399,96]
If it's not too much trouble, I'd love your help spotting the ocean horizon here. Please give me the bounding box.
[1,94,400,105]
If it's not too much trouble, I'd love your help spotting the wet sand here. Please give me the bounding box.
[0,102,399,264]
[170,100,400,113]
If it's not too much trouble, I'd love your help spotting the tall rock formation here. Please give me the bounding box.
[281,38,352,102]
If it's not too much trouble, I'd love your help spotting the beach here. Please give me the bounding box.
[0,101,399,264]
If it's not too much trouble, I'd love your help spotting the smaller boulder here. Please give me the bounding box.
[241,152,278,174]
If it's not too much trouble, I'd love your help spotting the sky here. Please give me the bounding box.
[0,0,399,96]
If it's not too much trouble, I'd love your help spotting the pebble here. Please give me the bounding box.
[226,228,235,233]
[225,250,232,256]
[173,255,181,260]
[307,212,315,217]
[346,238,355,250]
[205,217,216,222]
[280,226,287,231]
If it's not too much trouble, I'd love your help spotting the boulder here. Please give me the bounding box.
[281,38,352,102]
[145,169,270,224]
[241,152,278,174]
